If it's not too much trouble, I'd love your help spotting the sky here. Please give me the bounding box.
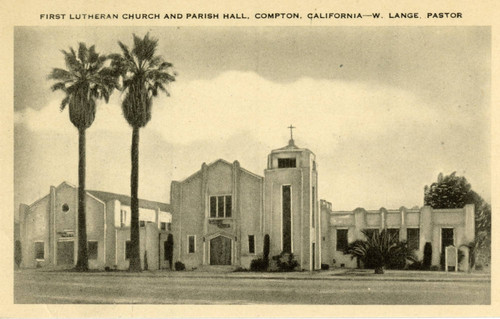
[14,26,491,218]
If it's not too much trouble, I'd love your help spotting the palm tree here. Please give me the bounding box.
[111,33,175,272]
[49,43,117,271]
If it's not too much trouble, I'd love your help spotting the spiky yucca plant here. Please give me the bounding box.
[346,229,415,274]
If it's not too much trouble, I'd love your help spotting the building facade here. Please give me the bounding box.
[18,136,475,272]
[19,182,172,270]
[170,138,321,270]
[320,200,475,270]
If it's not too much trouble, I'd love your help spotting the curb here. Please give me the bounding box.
[18,270,491,283]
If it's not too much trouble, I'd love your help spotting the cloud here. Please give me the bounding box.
[16,70,460,151]
[15,71,489,211]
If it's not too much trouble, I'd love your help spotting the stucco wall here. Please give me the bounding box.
[321,203,475,270]
[238,171,263,268]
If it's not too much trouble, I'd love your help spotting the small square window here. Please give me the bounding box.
[88,241,98,260]
[35,242,44,260]
[188,235,196,253]
[140,220,145,227]
[160,222,167,231]
[248,235,255,254]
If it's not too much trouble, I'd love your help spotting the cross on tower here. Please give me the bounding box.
[288,124,296,140]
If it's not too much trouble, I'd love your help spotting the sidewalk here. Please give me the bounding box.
[27,267,491,283]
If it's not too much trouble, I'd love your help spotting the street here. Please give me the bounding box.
[14,270,490,304]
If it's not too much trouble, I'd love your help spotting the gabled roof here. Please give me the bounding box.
[178,158,263,183]
[86,190,170,212]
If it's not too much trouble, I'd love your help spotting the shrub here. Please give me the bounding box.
[408,260,423,270]
[175,261,186,271]
[423,242,432,270]
[250,257,268,272]
[321,263,330,270]
[271,252,299,272]
[263,234,270,262]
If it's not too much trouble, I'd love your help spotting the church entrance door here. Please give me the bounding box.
[57,240,74,266]
[210,236,232,265]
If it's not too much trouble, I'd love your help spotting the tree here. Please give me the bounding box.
[424,172,491,267]
[111,34,176,272]
[49,43,117,271]
[346,229,416,274]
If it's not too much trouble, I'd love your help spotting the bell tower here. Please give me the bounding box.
[263,126,321,270]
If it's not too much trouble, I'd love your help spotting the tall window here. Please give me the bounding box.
[209,195,232,218]
[278,158,296,168]
[88,241,98,260]
[120,210,127,227]
[282,185,292,253]
[160,222,167,231]
[35,242,44,260]
[188,235,196,253]
[336,229,348,251]
[441,228,454,252]
[407,228,420,251]
[125,241,132,259]
[311,186,315,228]
[248,235,255,254]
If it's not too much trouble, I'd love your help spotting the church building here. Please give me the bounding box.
[170,132,321,270]
[18,128,475,271]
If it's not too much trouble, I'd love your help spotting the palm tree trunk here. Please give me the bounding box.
[129,126,142,272]
[75,127,88,271]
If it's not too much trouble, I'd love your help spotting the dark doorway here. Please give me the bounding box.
[57,241,74,265]
[210,236,231,265]
[164,234,174,269]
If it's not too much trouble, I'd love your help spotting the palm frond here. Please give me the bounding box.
[60,95,70,110]
[78,42,89,64]
[118,41,134,64]
[48,68,73,81]
[50,82,68,92]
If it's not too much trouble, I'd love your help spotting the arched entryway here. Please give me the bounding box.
[209,236,232,265]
